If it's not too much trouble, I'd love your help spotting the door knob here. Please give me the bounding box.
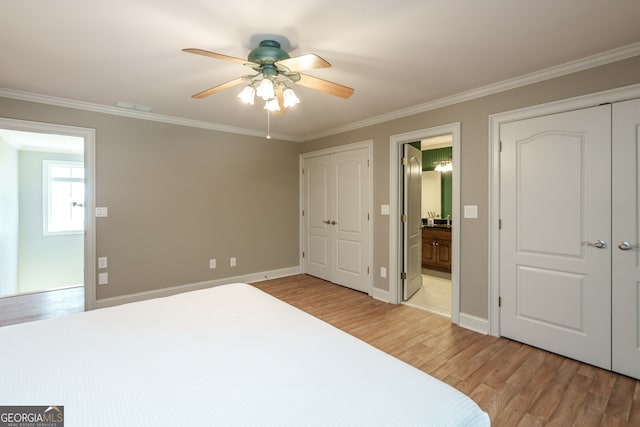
[330,220,337,225]
[322,220,331,224]
[583,240,607,249]
[618,241,640,251]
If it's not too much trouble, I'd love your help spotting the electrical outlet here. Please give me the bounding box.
[230,257,237,267]
[380,267,387,278]
[209,259,216,269]
[98,257,108,269]
[98,272,108,285]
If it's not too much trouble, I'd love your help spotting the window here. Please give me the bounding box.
[43,160,85,235]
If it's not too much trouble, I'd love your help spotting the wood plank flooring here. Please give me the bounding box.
[253,274,640,427]
[0,286,84,327]
[1,274,638,425]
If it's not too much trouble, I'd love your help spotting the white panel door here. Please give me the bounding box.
[303,154,332,281]
[500,105,612,369]
[332,148,370,292]
[612,98,640,378]
[403,144,422,300]
[303,148,370,293]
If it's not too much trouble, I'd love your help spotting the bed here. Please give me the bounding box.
[1,283,490,426]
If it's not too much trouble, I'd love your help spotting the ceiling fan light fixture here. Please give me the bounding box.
[282,87,300,108]
[237,85,256,105]
[264,98,281,112]
[256,78,275,101]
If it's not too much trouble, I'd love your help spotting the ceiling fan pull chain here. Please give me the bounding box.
[266,110,271,139]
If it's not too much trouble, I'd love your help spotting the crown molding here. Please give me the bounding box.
[0,88,302,142]
[302,41,640,141]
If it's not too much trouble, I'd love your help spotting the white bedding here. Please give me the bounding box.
[1,283,490,426]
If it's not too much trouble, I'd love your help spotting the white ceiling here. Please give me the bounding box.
[1,0,639,141]
[0,129,84,154]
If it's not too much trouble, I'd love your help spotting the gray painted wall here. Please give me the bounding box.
[0,99,301,301]
[301,55,640,319]
[2,55,639,317]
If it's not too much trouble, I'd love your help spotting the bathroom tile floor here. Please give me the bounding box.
[404,269,451,317]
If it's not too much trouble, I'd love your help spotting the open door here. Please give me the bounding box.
[403,143,422,300]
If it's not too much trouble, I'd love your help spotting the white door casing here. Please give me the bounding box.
[499,105,612,369]
[0,118,96,310]
[403,143,422,300]
[389,123,460,324]
[612,98,640,379]
[302,144,371,294]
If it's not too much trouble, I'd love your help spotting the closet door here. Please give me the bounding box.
[612,98,640,379]
[303,148,370,293]
[499,105,612,370]
[303,154,333,281]
[331,148,370,292]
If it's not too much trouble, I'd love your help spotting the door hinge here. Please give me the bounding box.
[302,251,305,258]
[498,296,502,307]
[302,168,305,175]
[400,272,407,280]
[402,157,408,166]
[401,214,407,223]
[499,141,503,152]
[367,159,370,167]
[499,219,502,229]
[367,213,370,220]
[302,210,305,217]
[367,267,370,274]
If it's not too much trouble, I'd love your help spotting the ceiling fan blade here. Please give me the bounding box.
[276,53,331,72]
[297,74,354,99]
[191,77,246,99]
[183,48,254,66]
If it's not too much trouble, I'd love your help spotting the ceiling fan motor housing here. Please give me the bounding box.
[248,40,290,66]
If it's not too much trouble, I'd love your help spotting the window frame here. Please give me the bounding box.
[42,159,85,236]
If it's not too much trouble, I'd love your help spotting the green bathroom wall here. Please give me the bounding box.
[422,147,452,219]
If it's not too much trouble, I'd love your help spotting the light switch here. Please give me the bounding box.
[96,207,108,217]
[98,257,108,269]
[464,205,478,219]
[380,267,387,278]
[381,204,390,216]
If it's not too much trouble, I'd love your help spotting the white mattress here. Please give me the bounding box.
[0,283,490,426]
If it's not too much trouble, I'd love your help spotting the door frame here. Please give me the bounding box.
[299,140,374,295]
[389,123,460,325]
[488,83,640,337]
[0,117,97,310]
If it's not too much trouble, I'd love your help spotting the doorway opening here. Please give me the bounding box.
[0,118,96,310]
[404,135,453,317]
[389,123,460,324]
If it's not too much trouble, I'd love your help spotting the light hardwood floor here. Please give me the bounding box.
[0,286,84,327]
[1,275,638,425]
[253,274,640,427]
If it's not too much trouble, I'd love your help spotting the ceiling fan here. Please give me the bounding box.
[183,40,354,113]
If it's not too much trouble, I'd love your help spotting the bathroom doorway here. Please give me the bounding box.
[404,135,453,318]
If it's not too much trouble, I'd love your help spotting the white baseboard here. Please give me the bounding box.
[93,265,302,309]
[371,287,390,303]
[459,312,489,335]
